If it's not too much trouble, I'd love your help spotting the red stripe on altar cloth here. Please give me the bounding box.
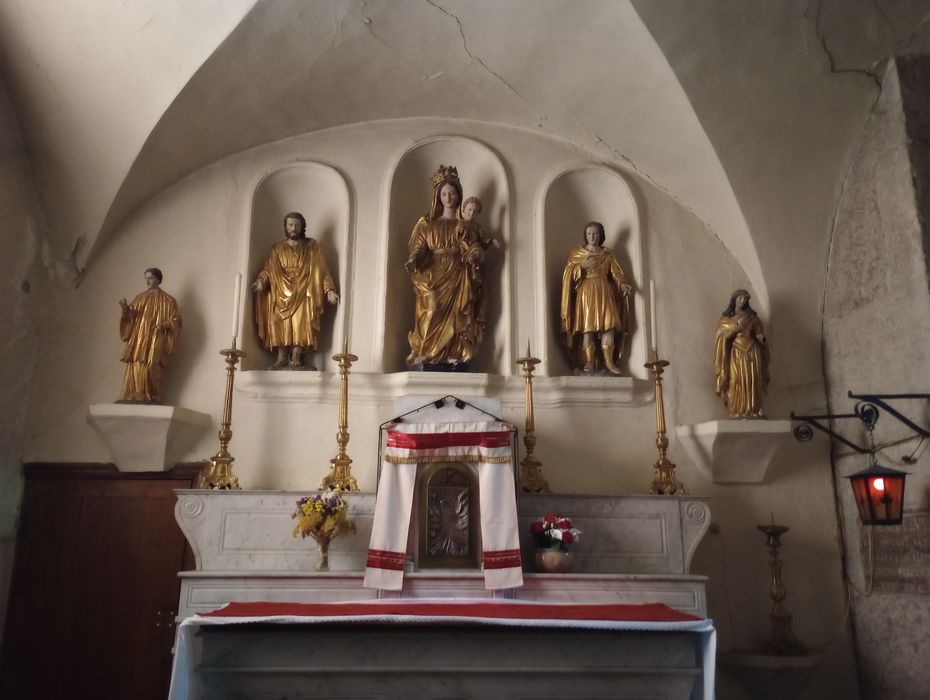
[386,430,511,449]
[482,548,522,569]
[200,600,702,623]
[366,549,406,571]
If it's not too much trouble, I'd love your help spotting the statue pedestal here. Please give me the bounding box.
[719,650,825,699]
[675,419,792,484]
[88,403,211,472]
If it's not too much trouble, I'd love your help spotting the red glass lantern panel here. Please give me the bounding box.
[847,463,907,525]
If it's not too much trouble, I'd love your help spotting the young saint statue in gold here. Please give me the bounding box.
[713,289,769,418]
[252,212,339,370]
[405,165,492,370]
[116,267,182,403]
[560,221,632,375]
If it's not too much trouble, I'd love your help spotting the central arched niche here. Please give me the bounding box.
[242,162,351,371]
[543,165,647,379]
[383,137,511,374]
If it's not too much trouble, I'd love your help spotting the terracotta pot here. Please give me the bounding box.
[534,548,575,573]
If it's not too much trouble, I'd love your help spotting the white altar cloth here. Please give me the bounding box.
[169,598,716,700]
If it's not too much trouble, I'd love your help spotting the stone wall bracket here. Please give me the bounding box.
[675,419,793,484]
[88,403,211,472]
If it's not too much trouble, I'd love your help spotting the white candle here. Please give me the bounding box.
[649,279,657,357]
[231,272,242,345]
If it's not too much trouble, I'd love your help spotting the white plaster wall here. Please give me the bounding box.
[19,117,855,696]
[0,0,256,268]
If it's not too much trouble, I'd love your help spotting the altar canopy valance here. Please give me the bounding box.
[382,419,513,463]
[365,421,522,591]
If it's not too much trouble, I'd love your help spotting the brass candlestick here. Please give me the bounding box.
[199,340,246,489]
[757,520,808,656]
[645,356,686,495]
[516,341,550,493]
[320,339,359,491]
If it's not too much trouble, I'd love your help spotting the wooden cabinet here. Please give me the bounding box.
[0,463,201,700]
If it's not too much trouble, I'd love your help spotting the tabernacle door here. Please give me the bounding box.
[416,462,481,570]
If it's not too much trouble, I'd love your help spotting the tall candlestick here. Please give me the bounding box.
[516,342,550,493]
[320,342,360,491]
[649,279,657,359]
[230,273,242,346]
[199,343,247,490]
[756,521,808,655]
[645,357,686,495]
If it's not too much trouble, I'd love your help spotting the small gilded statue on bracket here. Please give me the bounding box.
[253,211,339,370]
[560,221,632,375]
[713,289,769,418]
[116,267,182,404]
[405,165,495,371]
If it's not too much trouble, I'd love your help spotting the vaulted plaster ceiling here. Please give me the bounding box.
[2,0,929,327]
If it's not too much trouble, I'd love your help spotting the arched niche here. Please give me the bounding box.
[542,166,647,379]
[241,162,352,371]
[382,136,511,374]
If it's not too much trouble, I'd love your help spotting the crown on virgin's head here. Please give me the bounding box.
[430,164,460,188]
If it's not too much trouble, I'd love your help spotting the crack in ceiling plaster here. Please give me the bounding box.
[424,0,528,104]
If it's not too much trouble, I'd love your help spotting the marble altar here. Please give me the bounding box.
[174,490,711,618]
[172,490,714,698]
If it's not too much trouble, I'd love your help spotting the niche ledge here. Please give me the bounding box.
[675,419,793,484]
[237,370,653,408]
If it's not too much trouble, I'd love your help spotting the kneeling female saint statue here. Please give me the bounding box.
[560,221,632,375]
[117,267,182,403]
[253,212,339,370]
[405,165,492,370]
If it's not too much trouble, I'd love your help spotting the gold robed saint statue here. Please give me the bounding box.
[117,267,182,403]
[253,212,339,370]
[405,165,495,370]
[560,221,632,375]
[714,289,770,418]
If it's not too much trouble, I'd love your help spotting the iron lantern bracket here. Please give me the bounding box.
[790,391,930,453]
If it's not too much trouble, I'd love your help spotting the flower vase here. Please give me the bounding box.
[534,548,575,573]
[313,533,332,571]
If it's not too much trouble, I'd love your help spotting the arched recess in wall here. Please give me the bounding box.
[382,136,511,374]
[542,165,648,379]
[240,162,352,372]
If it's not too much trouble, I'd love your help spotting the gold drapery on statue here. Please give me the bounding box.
[254,238,335,353]
[118,283,181,403]
[713,289,769,418]
[560,235,631,375]
[405,165,487,368]
[407,217,483,365]
[560,245,630,344]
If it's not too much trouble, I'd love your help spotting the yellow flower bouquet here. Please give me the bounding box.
[291,487,356,570]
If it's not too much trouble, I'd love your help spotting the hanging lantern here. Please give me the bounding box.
[847,463,907,526]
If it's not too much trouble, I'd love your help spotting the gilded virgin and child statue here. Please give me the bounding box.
[405,165,497,370]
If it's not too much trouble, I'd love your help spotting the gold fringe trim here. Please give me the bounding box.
[384,455,512,464]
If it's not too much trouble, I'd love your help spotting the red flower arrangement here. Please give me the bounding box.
[530,513,582,552]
